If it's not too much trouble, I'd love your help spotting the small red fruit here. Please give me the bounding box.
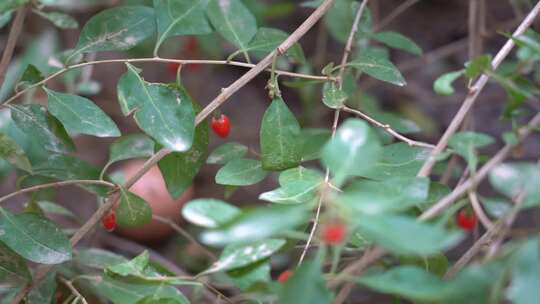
[277,270,292,283]
[102,212,116,232]
[167,62,181,75]
[184,37,199,53]
[211,114,231,138]
[456,209,477,231]
[322,223,347,245]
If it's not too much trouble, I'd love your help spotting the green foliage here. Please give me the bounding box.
[33,10,78,29]
[182,198,240,228]
[0,133,32,173]
[215,158,268,186]
[207,142,248,165]
[116,187,152,228]
[434,70,464,96]
[489,162,540,208]
[448,131,494,172]
[280,258,334,304]
[322,81,347,109]
[348,48,406,86]
[373,31,422,56]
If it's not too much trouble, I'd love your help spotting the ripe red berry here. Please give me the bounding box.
[211,114,231,138]
[167,62,181,75]
[456,209,477,231]
[102,212,116,232]
[277,270,292,283]
[322,223,347,245]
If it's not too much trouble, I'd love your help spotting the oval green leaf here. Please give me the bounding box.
[215,158,267,186]
[182,198,240,228]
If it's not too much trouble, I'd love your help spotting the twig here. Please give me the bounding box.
[468,191,494,230]
[417,1,540,177]
[153,214,217,261]
[0,180,116,205]
[342,106,436,149]
[297,0,369,267]
[10,1,337,302]
[59,277,88,304]
[2,57,333,107]
[0,7,27,87]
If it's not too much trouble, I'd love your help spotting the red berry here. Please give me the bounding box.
[167,62,181,75]
[277,270,292,283]
[102,212,116,232]
[322,223,347,245]
[456,209,477,231]
[211,114,231,138]
[184,37,199,53]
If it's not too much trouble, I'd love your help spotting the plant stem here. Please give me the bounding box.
[0,6,27,87]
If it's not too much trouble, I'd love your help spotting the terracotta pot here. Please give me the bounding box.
[116,159,193,242]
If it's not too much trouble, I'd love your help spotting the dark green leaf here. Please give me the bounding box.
[206,142,248,165]
[360,143,430,180]
[75,248,127,269]
[349,49,406,86]
[259,181,320,204]
[206,0,257,51]
[10,104,75,154]
[280,259,333,304]
[0,1,28,14]
[0,208,71,264]
[489,162,540,208]
[356,214,463,255]
[0,133,31,173]
[16,64,43,90]
[322,81,347,109]
[226,260,270,291]
[324,0,371,43]
[117,187,152,228]
[72,6,156,60]
[465,55,492,79]
[109,134,155,164]
[201,205,309,246]
[373,31,422,56]
[215,158,267,186]
[118,63,195,152]
[107,251,149,277]
[434,70,464,96]
[34,10,78,29]
[243,27,305,63]
[0,242,31,285]
[154,0,212,54]
[321,119,381,186]
[45,88,120,137]
[202,239,285,274]
[182,198,240,228]
[260,97,302,171]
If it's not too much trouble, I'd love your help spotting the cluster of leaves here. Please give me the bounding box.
[0,0,540,304]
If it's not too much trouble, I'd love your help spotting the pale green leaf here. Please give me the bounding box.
[206,142,248,165]
[182,198,240,228]
[434,70,464,96]
[215,158,267,186]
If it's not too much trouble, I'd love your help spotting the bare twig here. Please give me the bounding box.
[11,1,337,302]
[417,1,540,177]
[468,191,494,230]
[0,180,116,205]
[59,277,88,304]
[342,106,436,149]
[153,214,217,261]
[0,7,27,87]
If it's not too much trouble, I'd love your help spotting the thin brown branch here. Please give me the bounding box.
[0,6,27,87]
[417,2,540,177]
[342,106,436,149]
[11,1,337,302]
[468,191,494,230]
[153,214,217,261]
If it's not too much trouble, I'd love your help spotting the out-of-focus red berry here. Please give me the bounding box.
[167,62,181,75]
[184,37,199,53]
[456,209,477,231]
[211,114,231,138]
[277,270,292,283]
[102,211,116,232]
[322,223,347,245]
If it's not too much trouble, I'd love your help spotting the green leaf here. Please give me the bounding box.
[226,260,270,291]
[27,272,57,304]
[322,81,347,109]
[243,27,305,63]
[45,88,120,137]
[0,242,31,284]
[360,143,430,180]
[278,166,323,186]
[154,0,212,54]
[0,1,28,14]
[206,0,257,51]
[0,133,32,173]
[260,97,302,171]
[300,128,331,161]
[158,105,208,198]
[489,162,540,208]
[202,239,285,274]
[137,297,185,304]
[109,134,155,164]
[321,119,381,186]
[349,49,406,86]
[182,198,240,228]
[356,214,462,255]
[0,208,71,264]
[75,248,127,269]
[34,10,78,29]
[448,131,494,172]
[507,238,540,304]
[201,204,309,246]
[36,201,77,220]
[280,259,334,304]
[117,187,152,228]
[465,55,492,79]
[373,31,422,56]
[207,142,248,165]
[513,30,540,55]
[259,181,320,204]
[400,254,449,277]
[324,0,371,43]
[16,64,43,90]
[215,158,267,186]
[72,6,156,60]
[107,251,149,277]
[118,64,195,152]
[434,70,464,96]
[10,104,75,154]
[0,11,12,29]
[338,177,429,215]
[481,196,512,219]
